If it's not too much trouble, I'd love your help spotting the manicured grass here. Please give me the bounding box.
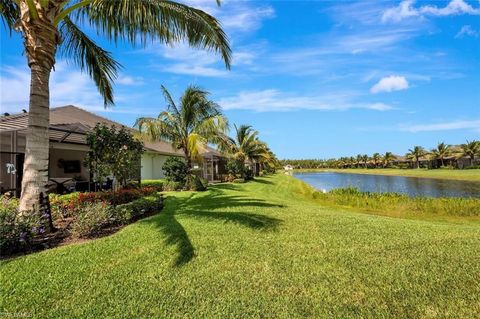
[297,168,480,182]
[2,175,480,318]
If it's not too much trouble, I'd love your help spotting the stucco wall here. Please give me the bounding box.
[141,153,180,180]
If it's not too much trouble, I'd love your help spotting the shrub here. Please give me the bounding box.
[162,157,188,182]
[115,194,163,221]
[226,159,244,177]
[0,196,38,255]
[184,174,207,191]
[141,179,165,191]
[50,187,158,218]
[244,169,254,181]
[70,202,113,238]
[164,180,184,191]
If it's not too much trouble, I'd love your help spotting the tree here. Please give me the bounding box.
[361,154,369,168]
[85,124,144,188]
[430,142,451,167]
[219,125,269,179]
[135,85,228,170]
[383,152,395,168]
[355,154,362,168]
[372,153,382,168]
[460,140,480,166]
[406,146,426,169]
[2,0,231,214]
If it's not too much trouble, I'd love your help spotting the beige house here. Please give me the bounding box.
[1,105,224,195]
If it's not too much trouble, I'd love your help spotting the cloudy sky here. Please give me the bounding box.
[1,0,479,158]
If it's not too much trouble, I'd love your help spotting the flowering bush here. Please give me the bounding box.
[50,187,158,219]
[70,202,113,238]
[0,196,38,255]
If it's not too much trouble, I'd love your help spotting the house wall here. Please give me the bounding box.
[141,152,181,180]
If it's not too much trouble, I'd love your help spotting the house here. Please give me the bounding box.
[0,105,225,195]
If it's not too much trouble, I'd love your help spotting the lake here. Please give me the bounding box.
[294,172,480,198]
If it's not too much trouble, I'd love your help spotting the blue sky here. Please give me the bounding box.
[1,0,479,158]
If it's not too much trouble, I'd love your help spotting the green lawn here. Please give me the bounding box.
[298,168,480,181]
[2,175,480,318]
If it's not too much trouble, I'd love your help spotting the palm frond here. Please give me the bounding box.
[78,0,231,67]
[59,17,120,106]
[0,0,19,32]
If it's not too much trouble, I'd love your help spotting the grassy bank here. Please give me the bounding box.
[2,175,480,318]
[295,168,480,181]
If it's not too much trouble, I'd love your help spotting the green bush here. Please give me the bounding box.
[70,202,113,238]
[141,179,165,191]
[184,174,207,191]
[244,169,254,181]
[226,159,244,177]
[164,180,184,191]
[113,194,162,223]
[0,196,38,255]
[162,157,188,182]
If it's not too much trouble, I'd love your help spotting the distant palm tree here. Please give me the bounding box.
[356,154,363,168]
[372,153,382,168]
[361,154,369,168]
[406,146,426,169]
[220,125,269,178]
[430,142,451,167]
[460,140,480,166]
[2,0,231,213]
[383,152,395,168]
[136,85,228,170]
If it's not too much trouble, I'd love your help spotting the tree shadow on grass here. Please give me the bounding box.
[144,187,283,267]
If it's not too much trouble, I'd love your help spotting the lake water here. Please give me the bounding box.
[294,172,480,198]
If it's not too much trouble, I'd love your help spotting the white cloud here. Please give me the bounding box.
[370,75,409,93]
[400,119,480,132]
[382,0,480,22]
[0,62,143,115]
[116,75,144,85]
[456,25,479,38]
[218,89,393,112]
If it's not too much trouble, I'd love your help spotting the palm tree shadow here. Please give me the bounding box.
[144,188,283,267]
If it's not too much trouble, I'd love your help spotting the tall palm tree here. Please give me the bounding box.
[430,142,451,167]
[460,140,480,166]
[372,153,382,168]
[220,125,269,178]
[383,152,395,168]
[2,0,231,213]
[355,154,362,168]
[135,85,228,170]
[406,146,426,169]
[361,154,369,168]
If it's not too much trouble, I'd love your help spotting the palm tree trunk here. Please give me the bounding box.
[18,9,59,233]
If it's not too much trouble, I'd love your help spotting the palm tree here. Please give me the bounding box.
[460,140,480,166]
[430,142,451,167]
[220,125,269,178]
[361,154,369,168]
[2,0,231,213]
[355,154,362,168]
[372,153,382,168]
[136,85,228,170]
[406,146,426,169]
[383,152,395,168]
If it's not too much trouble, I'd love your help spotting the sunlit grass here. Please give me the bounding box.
[1,174,479,318]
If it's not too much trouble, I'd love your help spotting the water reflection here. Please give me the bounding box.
[294,172,480,198]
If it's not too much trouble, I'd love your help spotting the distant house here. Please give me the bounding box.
[0,105,225,195]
